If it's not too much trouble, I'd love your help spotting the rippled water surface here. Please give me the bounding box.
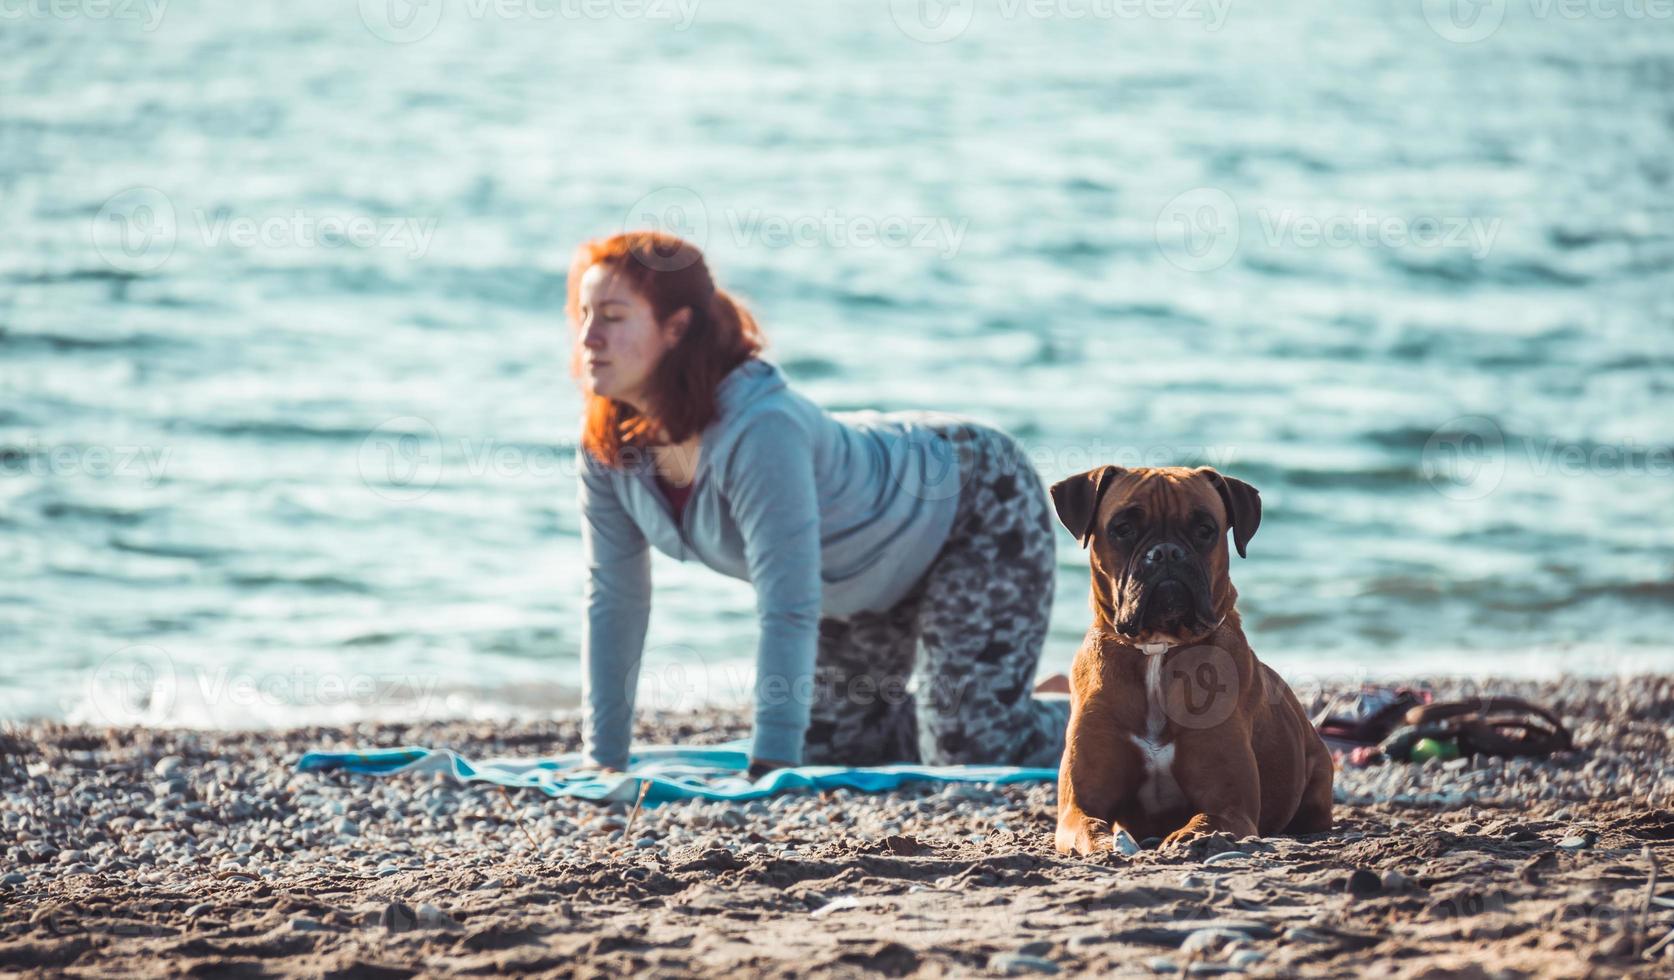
[3,0,1672,725]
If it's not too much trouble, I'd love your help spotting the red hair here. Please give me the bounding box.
[567,232,764,468]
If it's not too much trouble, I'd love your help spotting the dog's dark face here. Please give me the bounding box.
[1050,466,1260,650]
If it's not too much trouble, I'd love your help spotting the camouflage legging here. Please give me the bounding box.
[801,419,1072,768]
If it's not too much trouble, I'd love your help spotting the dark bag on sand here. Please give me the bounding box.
[1380,696,1574,763]
[1314,686,1433,754]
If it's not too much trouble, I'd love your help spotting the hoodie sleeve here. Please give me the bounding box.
[577,447,652,770]
[722,410,823,765]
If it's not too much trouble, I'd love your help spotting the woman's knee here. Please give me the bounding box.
[918,693,1068,767]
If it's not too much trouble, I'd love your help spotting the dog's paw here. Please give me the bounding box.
[1161,813,1212,850]
[1160,829,1205,852]
[1162,822,1241,859]
[1057,822,1143,859]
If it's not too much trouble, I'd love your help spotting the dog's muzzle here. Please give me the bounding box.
[1132,540,1211,635]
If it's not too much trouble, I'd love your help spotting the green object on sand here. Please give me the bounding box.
[1410,737,1459,763]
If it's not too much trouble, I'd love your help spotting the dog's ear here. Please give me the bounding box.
[1049,465,1123,549]
[1199,468,1261,559]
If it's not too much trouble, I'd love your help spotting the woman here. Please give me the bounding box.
[571,231,1070,779]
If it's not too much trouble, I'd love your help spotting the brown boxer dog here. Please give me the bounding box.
[1048,465,1332,856]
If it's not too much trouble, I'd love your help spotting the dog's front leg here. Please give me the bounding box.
[1162,732,1260,845]
[1054,696,1138,857]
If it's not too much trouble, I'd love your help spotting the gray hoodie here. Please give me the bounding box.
[577,358,964,767]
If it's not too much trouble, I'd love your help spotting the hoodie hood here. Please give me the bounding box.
[714,358,788,421]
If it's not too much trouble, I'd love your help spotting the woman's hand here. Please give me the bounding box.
[747,757,794,780]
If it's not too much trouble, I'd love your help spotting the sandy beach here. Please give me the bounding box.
[2,676,1670,978]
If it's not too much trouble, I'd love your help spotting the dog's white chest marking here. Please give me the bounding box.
[1131,654,1185,813]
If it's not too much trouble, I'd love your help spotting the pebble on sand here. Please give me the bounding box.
[991,952,1061,975]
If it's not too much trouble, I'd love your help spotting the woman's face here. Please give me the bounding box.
[575,263,684,411]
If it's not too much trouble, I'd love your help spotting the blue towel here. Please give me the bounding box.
[295,739,1058,807]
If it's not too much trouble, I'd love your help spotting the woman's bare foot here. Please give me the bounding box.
[1033,673,1070,695]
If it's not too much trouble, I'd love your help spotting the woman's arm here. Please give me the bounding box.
[724,411,823,767]
[577,448,652,771]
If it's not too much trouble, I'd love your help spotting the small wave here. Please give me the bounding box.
[1363,423,1504,452]
[1241,253,1314,279]
[278,264,565,309]
[1221,457,1426,492]
[1248,611,1330,632]
[185,419,382,441]
[40,501,149,526]
[781,356,843,380]
[1281,465,1425,491]
[1033,238,1113,262]
[0,326,166,353]
[224,572,372,594]
[1357,575,1446,600]
[1387,254,1592,288]
[110,537,231,561]
[342,632,400,647]
[834,288,901,310]
[3,268,141,286]
[1203,147,1339,180]
[1092,303,1208,326]
[1546,226,1642,251]
[1062,176,1114,195]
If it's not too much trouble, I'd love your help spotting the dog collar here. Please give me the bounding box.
[1133,614,1229,657]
